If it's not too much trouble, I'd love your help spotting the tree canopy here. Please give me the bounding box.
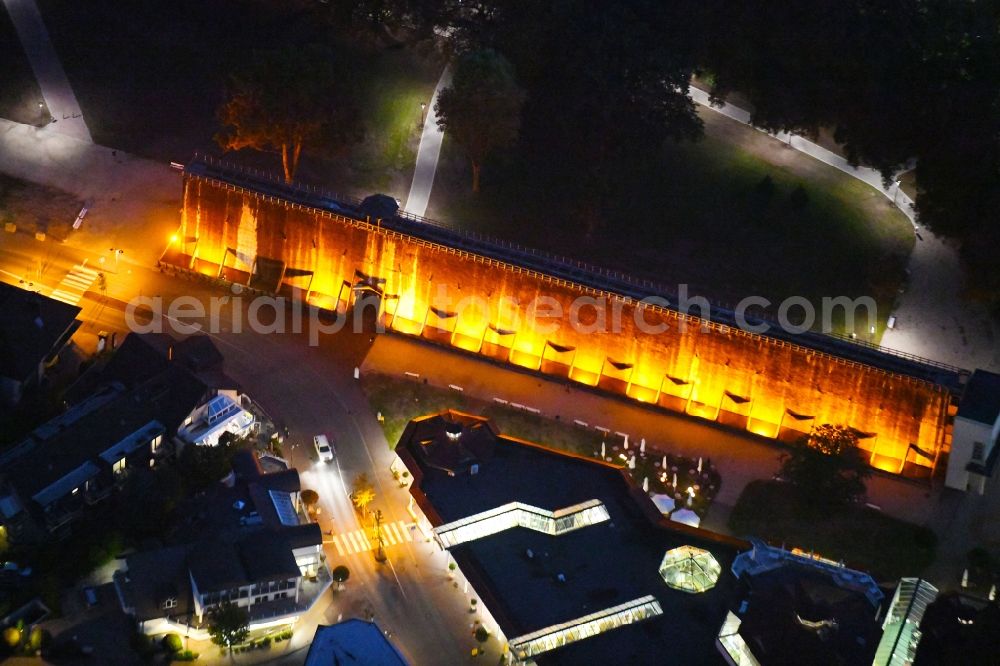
[216,44,362,183]
[332,565,350,589]
[353,0,1000,300]
[208,603,249,651]
[301,489,319,507]
[436,50,524,193]
[779,424,872,507]
[351,473,376,513]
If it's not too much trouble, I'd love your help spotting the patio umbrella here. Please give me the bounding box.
[671,508,701,528]
[658,545,721,593]
[651,494,675,514]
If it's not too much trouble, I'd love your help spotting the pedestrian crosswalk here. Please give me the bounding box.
[50,264,100,305]
[328,520,414,556]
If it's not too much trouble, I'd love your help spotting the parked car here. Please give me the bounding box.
[314,435,334,463]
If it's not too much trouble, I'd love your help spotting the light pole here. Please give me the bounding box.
[420,102,427,127]
[892,179,902,207]
[109,247,124,271]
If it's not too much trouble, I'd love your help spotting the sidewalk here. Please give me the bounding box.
[3,0,91,142]
[403,65,452,218]
[690,86,999,373]
[0,118,179,266]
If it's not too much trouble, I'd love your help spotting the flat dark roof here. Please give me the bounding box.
[4,364,207,501]
[0,282,80,382]
[957,370,1000,425]
[399,411,744,665]
[736,563,883,666]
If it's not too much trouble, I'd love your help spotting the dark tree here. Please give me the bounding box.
[436,49,524,193]
[208,603,249,652]
[779,424,871,507]
[301,489,319,510]
[332,565,350,590]
[216,45,363,184]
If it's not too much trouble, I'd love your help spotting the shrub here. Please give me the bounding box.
[475,626,489,643]
[162,633,183,653]
[28,627,49,652]
[2,627,20,649]
[172,650,199,662]
[449,562,457,572]
[261,637,272,648]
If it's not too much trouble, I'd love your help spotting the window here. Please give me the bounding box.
[113,456,127,476]
[150,434,163,453]
[972,442,986,462]
[162,597,178,610]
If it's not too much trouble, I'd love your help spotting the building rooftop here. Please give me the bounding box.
[0,282,80,383]
[305,620,409,666]
[2,364,207,501]
[66,332,232,404]
[728,541,885,666]
[120,545,193,622]
[397,411,745,665]
[957,369,1000,425]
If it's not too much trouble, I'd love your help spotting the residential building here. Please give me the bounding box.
[0,364,209,543]
[945,370,1000,493]
[0,282,80,407]
[114,452,330,637]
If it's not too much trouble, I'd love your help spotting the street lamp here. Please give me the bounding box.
[109,247,124,271]
[420,102,427,127]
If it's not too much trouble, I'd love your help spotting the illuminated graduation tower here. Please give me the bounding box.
[173,157,963,478]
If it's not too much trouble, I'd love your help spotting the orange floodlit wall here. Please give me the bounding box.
[181,175,951,475]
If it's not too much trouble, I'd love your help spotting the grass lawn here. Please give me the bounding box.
[728,480,936,581]
[36,0,439,196]
[362,371,605,457]
[428,108,914,339]
[0,173,83,239]
[0,4,48,125]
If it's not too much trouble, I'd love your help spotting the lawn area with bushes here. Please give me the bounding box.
[729,480,936,581]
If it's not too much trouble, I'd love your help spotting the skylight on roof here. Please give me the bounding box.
[269,490,299,526]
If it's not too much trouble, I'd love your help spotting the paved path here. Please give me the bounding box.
[881,231,999,372]
[690,86,999,373]
[689,86,915,225]
[0,118,179,266]
[3,0,91,142]
[403,65,452,217]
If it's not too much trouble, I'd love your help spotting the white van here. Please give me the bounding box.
[313,434,334,463]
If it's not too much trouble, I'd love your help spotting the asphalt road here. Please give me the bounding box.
[0,229,499,664]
